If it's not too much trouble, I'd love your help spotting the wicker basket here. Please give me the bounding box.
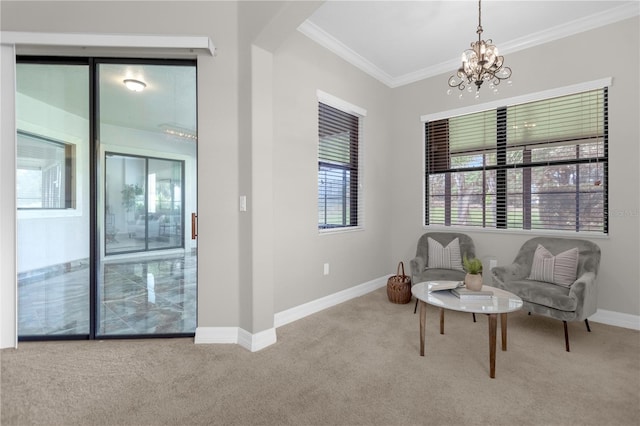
[387,261,412,304]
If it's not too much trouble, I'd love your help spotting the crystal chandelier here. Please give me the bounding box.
[448,0,512,93]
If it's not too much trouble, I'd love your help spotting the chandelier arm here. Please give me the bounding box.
[447,75,466,91]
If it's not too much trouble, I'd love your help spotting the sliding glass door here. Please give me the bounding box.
[96,61,197,337]
[16,61,90,337]
[16,58,198,339]
[105,154,184,255]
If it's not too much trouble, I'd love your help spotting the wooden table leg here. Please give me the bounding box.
[419,300,426,356]
[500,313,508,351]
[488,313,497,379]
[439,308,445,335]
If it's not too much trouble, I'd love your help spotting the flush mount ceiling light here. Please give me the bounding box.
[448,0,512,95]
[123,79,146,92]
[159,123,197,141]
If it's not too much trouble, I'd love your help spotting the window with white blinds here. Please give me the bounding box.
[425,87,608,233]
[318,99,363,230]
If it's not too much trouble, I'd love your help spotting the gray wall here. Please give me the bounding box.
[389,16,640,317]
[272,31,393,312]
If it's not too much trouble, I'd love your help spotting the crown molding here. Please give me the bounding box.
[391,59,462,89]
[497,3,639,55]
[297,20,395,87]
[299,3,639,89]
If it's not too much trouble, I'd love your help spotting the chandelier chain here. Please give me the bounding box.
[477,0,482,35]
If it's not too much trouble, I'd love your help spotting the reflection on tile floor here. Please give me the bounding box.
[18,252,196,337]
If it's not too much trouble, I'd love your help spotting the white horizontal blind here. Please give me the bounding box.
[318,102,361,230]
[425,87,608,233]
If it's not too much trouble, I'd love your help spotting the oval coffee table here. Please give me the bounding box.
[411,281,523,378]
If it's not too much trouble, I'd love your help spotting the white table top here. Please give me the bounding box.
[411,281,523,314]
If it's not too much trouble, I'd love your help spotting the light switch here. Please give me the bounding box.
[240,195,247,212]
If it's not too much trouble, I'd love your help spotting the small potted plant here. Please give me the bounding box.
[463,255,483,291]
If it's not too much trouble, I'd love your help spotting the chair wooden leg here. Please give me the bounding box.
[472,313,476,322]
[564,321,570,352]
[585,319,591,332]
[414,298,418,314]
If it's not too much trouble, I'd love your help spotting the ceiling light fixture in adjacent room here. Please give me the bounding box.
[123,79,146,92]
[159,123,197,141]
[448,0,512,95]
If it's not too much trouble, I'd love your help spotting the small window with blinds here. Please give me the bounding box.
[318,100,362,230]
[425,87,608,233]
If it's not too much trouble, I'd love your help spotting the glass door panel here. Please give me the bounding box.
[97,61,197,337]
[148,158,184,250]
[16,61,90,337]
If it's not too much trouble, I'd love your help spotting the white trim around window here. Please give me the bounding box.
[317,90,367,118]
[317,91,366,233]
[421,78,612,123]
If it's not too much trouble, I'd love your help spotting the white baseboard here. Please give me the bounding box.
[197,281,638,350]
[590,309,640,331]
[194,275,388,351]
[195,326,277,352]
[238,327,277,352]
[194,326,238,344]
[273,275,390,328]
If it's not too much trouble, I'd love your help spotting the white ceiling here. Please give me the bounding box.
[300,1,640,88]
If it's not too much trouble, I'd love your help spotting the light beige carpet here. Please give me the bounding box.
[2,287,639,426]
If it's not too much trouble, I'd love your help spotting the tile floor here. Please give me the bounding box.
[18,251,196,337]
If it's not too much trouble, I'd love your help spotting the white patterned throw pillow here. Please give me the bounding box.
[427,237,464,271]
[528,244,579,287]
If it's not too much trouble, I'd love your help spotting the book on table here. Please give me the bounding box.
[427,281,463,292]
[451,287,494,299]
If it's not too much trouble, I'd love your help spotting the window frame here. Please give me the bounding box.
[317,91,366,233]
[16,130,76,210]
[422,80,610,235]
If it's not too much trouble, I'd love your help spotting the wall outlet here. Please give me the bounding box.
[489,259,498,270]
[323,263,330,275]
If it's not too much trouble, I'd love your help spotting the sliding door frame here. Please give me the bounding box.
[103,151,186,256]
[0,31,212,349]
[16,56,197,341]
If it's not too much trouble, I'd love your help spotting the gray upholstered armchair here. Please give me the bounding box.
[409,232,476,313]
[491,237,601,352]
